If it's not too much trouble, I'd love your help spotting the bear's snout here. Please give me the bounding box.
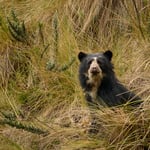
[89,58,101,75]
[90,67,100,74]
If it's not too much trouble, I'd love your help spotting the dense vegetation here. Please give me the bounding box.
[0,0,149,149]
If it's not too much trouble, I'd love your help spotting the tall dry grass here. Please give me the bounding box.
[0,0,150,149]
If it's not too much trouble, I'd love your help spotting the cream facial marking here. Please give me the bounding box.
[88,57,102,78]
[86,57,103,101]
[89,58,99,73]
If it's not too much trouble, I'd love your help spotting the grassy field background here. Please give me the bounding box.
[0,0,150,149]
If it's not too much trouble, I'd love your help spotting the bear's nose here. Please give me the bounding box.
[91,67,100,74]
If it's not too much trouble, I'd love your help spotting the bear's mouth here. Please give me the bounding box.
[90,70,100,75]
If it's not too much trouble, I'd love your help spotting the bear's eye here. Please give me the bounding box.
[88,60,93,65]
[97,60,102,66]
[97,59,104,68]
[97,60,101,64]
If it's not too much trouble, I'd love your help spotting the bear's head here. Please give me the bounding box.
[78,50,113,88]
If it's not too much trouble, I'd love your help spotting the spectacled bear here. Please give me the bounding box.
[78,50,141,107]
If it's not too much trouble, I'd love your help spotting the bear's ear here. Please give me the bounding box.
[78,52,87,62]
[103,50,113,61]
